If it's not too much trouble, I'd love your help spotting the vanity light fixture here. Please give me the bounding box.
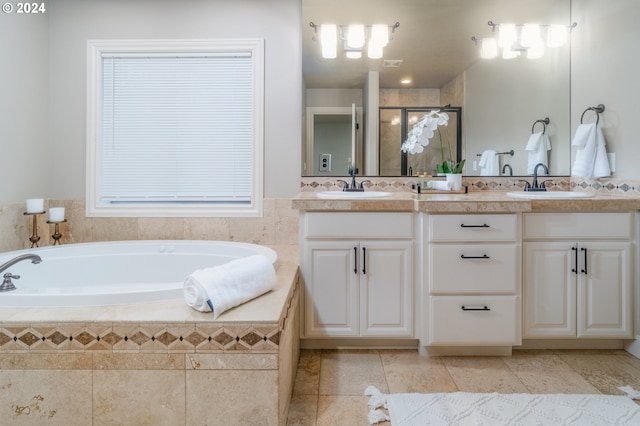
[309,22,400,59]
[472,21,576,60]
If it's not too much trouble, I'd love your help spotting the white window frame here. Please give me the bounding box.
[86,39,264,217]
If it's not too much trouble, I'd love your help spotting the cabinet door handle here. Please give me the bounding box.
[581,247,588,274]
[460,224,490,228]
[461,305,491,311]
[353,246,358,274]
[460,254,490,259]
[362,247,367,275]
[571,246,578,273]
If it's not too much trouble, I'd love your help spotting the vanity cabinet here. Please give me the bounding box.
[523,213,634,339]
[423,214,521,346]
[300,212,413,338]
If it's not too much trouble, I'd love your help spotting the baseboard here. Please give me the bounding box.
[624,336,640,359]
[418,346,513,357]
[300,338,418,350]
[518,339,625,350]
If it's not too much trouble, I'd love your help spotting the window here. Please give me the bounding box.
[86,39,264,217]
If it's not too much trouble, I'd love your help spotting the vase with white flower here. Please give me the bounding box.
[400,110,465,189]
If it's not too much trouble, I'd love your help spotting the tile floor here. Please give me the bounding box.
[286,349,640,425]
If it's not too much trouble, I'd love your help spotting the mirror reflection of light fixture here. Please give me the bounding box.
[310,22,399,59]
[472,21,576,60]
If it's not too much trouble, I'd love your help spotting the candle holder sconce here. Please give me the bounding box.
[46,219,66,245]
[24,211,45,248]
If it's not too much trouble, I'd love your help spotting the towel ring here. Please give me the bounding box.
[580,104,605,125]
[531,117,550,134]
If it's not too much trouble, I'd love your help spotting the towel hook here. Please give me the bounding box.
[580,104,605,125]
[531,117,550,134]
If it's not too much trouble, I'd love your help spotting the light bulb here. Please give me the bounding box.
[371,24,389,47]
[320,24,337,58]
[498,24,517,48]
[347,24,365,49]
[547,25,568,47]
[480,38,498,59]
[521,24,541,47]
[527,40,544,59]
[502,45,521,59]
[367,42,383,59]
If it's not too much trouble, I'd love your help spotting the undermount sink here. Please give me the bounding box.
[316,191,393,199]
[506,191,594,199]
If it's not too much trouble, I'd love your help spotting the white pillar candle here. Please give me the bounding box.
[48,207,65,223]
[26,198,44,214]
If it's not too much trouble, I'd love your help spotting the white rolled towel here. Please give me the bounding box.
[183,254,277,318]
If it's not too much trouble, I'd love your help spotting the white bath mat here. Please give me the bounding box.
[365,385,640,425]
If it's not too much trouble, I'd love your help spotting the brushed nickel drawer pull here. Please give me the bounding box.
[461,305,491,311]
[460,254,490,259]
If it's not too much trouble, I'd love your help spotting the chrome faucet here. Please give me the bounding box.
[528,163,549,191]
[501,164,513,176]
[0,254,42,292]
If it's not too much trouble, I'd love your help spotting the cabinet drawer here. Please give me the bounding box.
[523,212,632,240]
[429,296,520,345]
[430,245,519,294]
[304,212,413,239]
[429,214,517,242]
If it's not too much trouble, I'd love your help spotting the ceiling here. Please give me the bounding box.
[302,0,569,89]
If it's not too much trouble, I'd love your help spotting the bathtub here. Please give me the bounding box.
[0,240,277,308]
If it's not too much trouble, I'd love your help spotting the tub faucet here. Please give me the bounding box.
[0,254,42,292]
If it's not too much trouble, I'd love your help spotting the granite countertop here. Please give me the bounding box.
[292,191,640,213]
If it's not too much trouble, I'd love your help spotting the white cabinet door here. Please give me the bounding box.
[303,240,359,337]
[523,242,576,338]
[360,240,413,337]
[579,242,632,338]
[524,241,633,339]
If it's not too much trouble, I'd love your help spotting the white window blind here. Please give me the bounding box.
[100,53,253,204]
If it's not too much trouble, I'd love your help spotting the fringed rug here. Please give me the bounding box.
[365,385,640,425]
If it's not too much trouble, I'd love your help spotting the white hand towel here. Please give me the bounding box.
[426,180,452,191]
[183,254,277,318]
[526,132,551,174]
[478,150,498,176]
[571,123,611,178]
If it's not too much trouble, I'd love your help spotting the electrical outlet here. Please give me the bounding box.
[319,153,332,172]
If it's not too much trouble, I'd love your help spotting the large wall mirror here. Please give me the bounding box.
[302,0,572,177]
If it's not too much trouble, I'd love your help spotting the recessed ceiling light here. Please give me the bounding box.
[400,78,412,84]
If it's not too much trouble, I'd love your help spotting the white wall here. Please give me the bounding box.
[0,9,49,203]
[571,0,640,179]
[2,0,301,203]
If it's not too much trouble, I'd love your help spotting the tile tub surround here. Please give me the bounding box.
[0,197,298,253]
[0,245,300,425]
